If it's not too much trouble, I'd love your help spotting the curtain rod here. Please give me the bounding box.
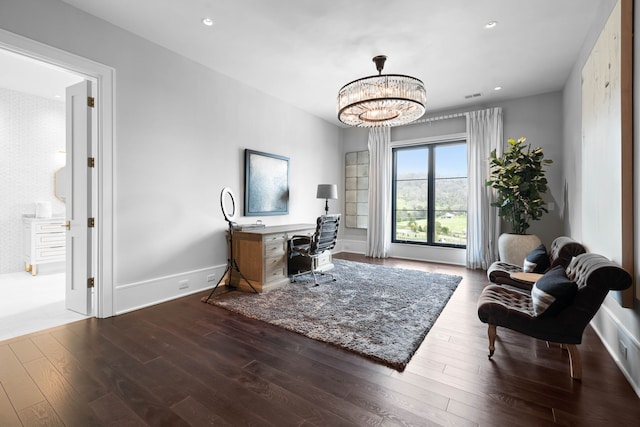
[410,112,468,125]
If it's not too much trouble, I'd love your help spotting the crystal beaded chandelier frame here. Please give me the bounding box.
[337,55,426,127]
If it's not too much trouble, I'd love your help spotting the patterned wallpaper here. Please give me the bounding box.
[0,87,65,273]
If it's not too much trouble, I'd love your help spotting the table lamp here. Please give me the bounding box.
[316,184,338,215]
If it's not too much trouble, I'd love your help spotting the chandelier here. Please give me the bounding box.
[337,55,426,127]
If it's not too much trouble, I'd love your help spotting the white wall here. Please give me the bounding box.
[340,91,565,263]
[498,92,565,245]
[562,0,640,397]
[0,87,65,273]
[0,0,342,314]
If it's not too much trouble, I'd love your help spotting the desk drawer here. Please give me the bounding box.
[264,256,286,282]
[264,233,285,244]
[264,240,285,257]
[315,251,332,268]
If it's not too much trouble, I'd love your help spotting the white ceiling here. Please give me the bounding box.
[5,1,604,126]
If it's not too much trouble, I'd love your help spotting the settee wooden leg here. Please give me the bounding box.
[488,324,497,358]
[566,344,582,380]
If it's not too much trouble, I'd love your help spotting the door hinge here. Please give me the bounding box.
[88,97,95,108]
[88,157,95,168]
[88,277,95,288]
[88,217,95,228]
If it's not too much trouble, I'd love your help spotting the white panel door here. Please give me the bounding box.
[65,80,92,315]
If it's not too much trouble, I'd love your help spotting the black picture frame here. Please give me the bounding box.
[244,149,290,216]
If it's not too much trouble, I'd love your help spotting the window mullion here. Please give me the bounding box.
[391,150,398,240]
[427,146,436,244]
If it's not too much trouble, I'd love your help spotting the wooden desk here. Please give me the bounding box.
[228,223,333,293]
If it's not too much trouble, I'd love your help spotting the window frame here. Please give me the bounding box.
[391,134,467,249]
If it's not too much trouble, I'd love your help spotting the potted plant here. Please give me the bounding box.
[486,137,553,264]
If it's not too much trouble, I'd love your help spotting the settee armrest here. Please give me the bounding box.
[487,261,534,290]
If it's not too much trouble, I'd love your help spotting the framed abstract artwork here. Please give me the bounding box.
[244,149,290,216]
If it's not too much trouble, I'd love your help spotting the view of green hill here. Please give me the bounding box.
[394,174,467,245]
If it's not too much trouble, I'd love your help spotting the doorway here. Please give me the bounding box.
[0,28,115,338]
[0,49,89,340]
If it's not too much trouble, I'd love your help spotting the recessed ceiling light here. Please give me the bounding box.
[202,17,214,27]
[494,86,503,91]
[485,21,498,29]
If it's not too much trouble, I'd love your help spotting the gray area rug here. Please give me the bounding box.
[204,259,462,370]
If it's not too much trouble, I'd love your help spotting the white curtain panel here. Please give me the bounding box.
[367,127,392,258]
[466,108,503,269]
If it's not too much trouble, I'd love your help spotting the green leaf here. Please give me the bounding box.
[486,136,552,234]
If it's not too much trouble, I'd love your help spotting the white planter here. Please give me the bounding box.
[498,233,542,266]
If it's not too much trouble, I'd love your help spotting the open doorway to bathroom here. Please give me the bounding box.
[0,48,88,340]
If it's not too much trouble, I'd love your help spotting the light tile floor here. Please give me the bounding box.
[0,265,88,341]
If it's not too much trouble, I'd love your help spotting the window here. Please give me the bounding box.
[392,140,467,248]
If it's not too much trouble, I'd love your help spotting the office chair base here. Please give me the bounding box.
[290,270,336,286]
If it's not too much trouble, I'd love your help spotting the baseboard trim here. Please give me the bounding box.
[114,264,226,315]
[335,239,466,265]
[591,303,640,399]
[336,239,366,255]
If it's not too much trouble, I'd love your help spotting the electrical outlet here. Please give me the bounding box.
[548,202,555,211]
[179,279,189,289]
[207,274,216,282]
[619,341,628,360]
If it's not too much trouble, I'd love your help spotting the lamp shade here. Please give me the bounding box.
[316,184,338,200]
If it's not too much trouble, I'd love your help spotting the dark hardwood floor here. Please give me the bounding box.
[1,253,638,426]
